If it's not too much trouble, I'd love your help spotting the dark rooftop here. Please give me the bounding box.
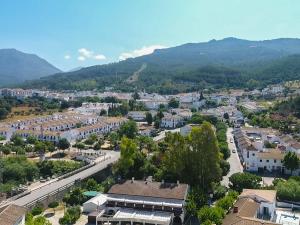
[108,180,188,200]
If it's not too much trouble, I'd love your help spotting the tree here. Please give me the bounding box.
[220,160,230,176]
[145,112,153,125]
[283,152,300,175]
[10,134,25,146]
[154,118,160,129]
[168,98,179,108]
[109,132,119,149]
[229,172,262,192]
[198,206,224,225]
[116,137,138,176]
[223,112,229,120]
[118,120,138,139]
[185,187,208,216]
[100,109,107,116]
[162,122,222,190]
[63,187,85,206]
[0,108,9,120]
[85,178,99,191]
[48,201,59,214]
[26,213,52,225]
[57,138,70,151]
[34,141,47,155]
[132,92,140,100]
[59,206,81,225]
[276,177,300,202]
[31,204,43,216]
[27,135,38,144]
[75,142,85,150]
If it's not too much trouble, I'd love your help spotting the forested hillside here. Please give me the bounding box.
[21,38,300,93]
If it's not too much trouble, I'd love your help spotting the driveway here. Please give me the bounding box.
[221,127,243,187]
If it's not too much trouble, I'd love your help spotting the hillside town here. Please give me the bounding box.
[0,82,299,225]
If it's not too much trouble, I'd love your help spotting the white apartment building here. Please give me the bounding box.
[161,115,184,129]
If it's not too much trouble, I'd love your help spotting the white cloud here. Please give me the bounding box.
[94,54,106,60]
[78,48,93,58]
[64,55,71,60]
[119,45,166,61]
[77,56,86,61]
[77,48,106,61]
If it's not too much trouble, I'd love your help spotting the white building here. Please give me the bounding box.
[161,115,184,129]
[223,189,277,225]
[87,179,189,225]
[128,111,146,121]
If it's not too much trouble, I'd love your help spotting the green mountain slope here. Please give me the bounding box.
[21,38,300,93]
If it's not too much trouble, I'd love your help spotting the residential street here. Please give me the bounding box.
[221,127,243,187]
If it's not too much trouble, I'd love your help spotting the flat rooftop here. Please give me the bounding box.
[99,208,172,225]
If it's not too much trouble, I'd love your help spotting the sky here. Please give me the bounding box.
[0,0,299,71]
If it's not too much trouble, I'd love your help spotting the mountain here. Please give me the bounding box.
[0,49,61,86]
[21,38,300,93]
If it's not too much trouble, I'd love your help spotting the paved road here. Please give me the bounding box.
[221,127,243,187]
[13,151,120,207]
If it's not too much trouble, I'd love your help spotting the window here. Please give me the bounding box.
[266,160,269,163]
[252,153,255,156]
[274,160,277,163]
[260,159,262,162]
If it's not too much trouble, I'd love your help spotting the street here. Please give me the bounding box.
[221,127,243,187]
[6,151,120,207]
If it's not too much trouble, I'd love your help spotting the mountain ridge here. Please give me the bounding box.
[18,37,300,93]
[0,48,61,86]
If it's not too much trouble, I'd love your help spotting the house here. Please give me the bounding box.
[170,109,192,120]
[161,115,184,129]
[128,111,146,121]
[0,204,27,225]
[234,127,300,175]
[88,179,189,225]
[239,189,276,220]
[223,189,278,225]
[137,99,168,110]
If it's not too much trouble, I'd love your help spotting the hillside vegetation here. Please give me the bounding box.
[21,38,300,93]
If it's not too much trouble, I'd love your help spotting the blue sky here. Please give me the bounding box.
[0,0,299,71]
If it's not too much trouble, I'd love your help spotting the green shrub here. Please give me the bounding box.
[213,184,227,200]
[59,206,81,225]
[229,172,262,192]
[276,178,300,202]
[31,203,43,216]
[198,206,225,225]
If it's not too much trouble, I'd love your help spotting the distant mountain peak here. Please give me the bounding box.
[0,48,61,86]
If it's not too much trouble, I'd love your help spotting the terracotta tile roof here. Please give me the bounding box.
[0,204,27,225]
[222,198,278,225]
[257,149,285,160]
[108,180,188,200]
[240,189,276,203]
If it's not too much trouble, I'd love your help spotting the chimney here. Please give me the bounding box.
[131,177,135,183]
[233,206,238,213]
